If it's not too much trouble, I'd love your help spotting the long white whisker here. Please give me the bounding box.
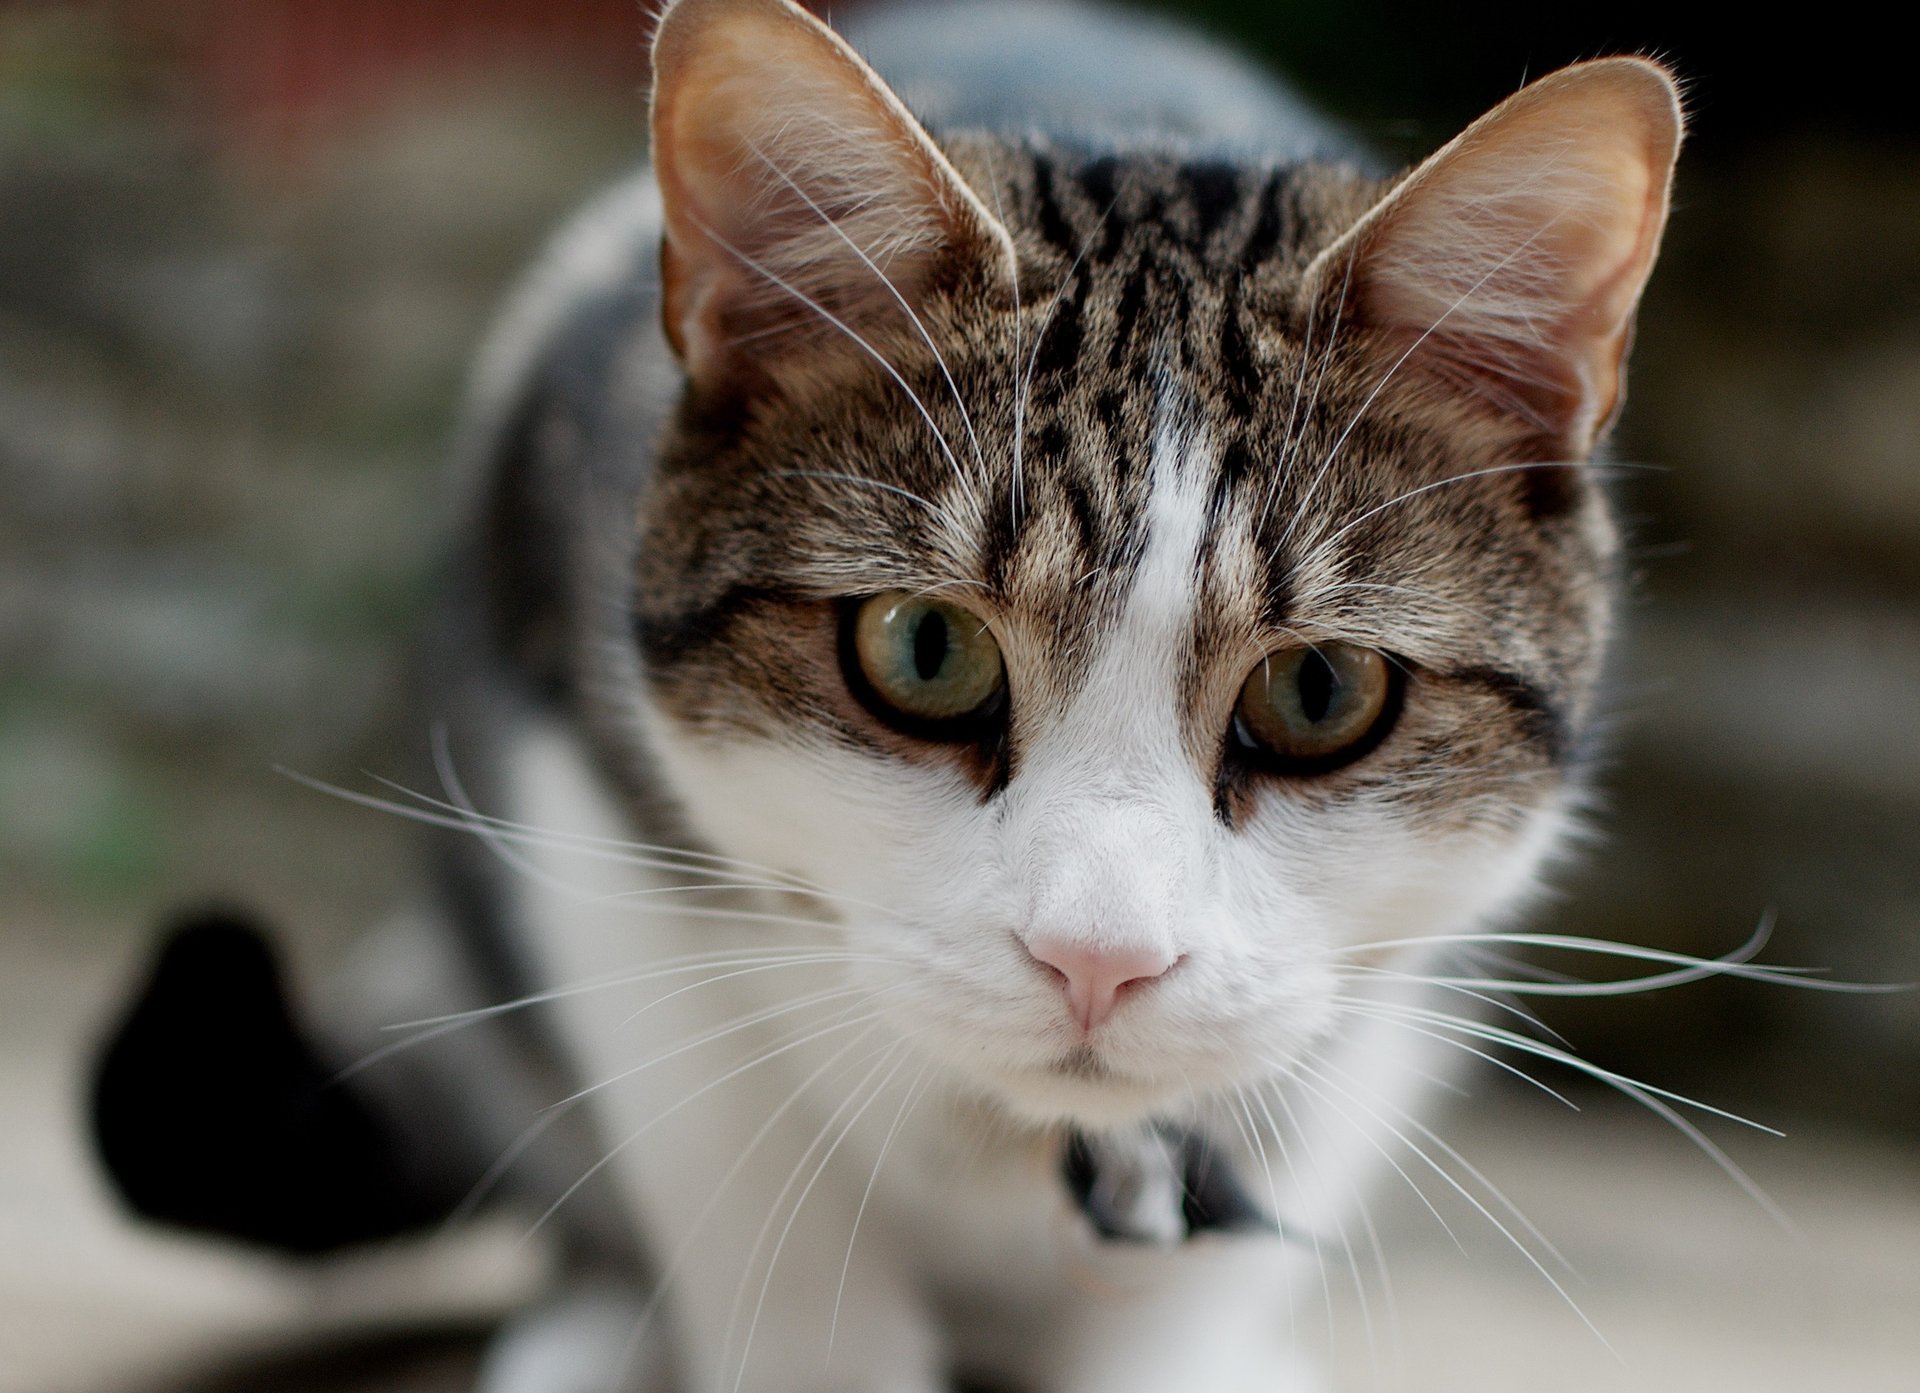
[1287,1058,1611,1353]
[745,140,989,485]
[1261,239,1350,536]
[1332,997,1579,1109]
[1280,219,1559,557]
[1311,1051,1575,1274]
[555,980,897,1114]
[1229,1084,1346,1349]
[405,746,850,896]
[284,765,893,929]
[1265,1070,1461,1256]
[431,736,897,918]
[523,1013,885,1247]
[618,1021,907,1371]
[828,1061,933,1362]
[731,1041,917,1393]
[610,961,877,1033]
[283,769,789,892]
[1337,966,1570,1043]
[1381,1002,1798,1225]
[1348,998,1783,1136]
[1261,1075,1399,1373]
[1331,920,1885,995]
[687,207,977,526]
[773,470,966,538]
[1300,459,1646,572]
[979,145,1025,533]
[1243,1081,1307,1345]
[388,947,876,1033]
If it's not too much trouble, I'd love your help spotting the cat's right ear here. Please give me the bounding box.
[650,0,1016,399]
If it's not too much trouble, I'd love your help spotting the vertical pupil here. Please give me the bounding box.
[912,609,949,681]
[1297,650,1336,723]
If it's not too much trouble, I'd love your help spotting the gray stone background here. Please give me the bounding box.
[2,2,1915,1390]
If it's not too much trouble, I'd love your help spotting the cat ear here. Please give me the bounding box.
[650,0,1016,395]
[1302,58,1683,459]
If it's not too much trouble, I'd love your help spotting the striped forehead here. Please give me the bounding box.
[993,375,1239,774]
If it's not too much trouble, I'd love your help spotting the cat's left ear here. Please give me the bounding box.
[650,0,1017,397]
[1302,59,1683,460]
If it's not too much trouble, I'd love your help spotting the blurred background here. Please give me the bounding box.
[2,2,1915,1390]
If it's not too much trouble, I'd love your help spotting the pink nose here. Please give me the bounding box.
[1024,937,1179,1032]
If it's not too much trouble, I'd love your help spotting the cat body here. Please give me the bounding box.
[424,2,1682,1389]
[93,2,1684,1390]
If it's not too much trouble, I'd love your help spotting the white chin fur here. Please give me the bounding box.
[983,1067,1188,1129]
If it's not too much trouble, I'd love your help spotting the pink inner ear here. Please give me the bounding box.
[1323,60,1683,456]
[650,0,1012,392]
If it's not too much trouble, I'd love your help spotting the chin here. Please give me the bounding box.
[984,1057,1186,1130]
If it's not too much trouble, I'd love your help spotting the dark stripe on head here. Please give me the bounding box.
[633,582,784,668]
[1240,169,1291,268]
[1448,667,1566,762]
[1183,161,1243,245]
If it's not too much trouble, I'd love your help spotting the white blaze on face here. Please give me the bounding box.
[998,391,1219,993]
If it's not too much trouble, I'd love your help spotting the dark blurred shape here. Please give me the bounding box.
[1179,0,1920,158]
[91,908,459,1253]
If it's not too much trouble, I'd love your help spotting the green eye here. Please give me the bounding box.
[1234,642,1396,771]
[845,592,1006,734]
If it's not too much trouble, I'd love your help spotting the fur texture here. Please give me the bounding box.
[404,3,1682,1390]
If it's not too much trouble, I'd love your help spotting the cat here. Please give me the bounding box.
[92,1,1689,1389]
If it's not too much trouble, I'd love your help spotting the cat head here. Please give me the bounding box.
[626,0,1682,1127]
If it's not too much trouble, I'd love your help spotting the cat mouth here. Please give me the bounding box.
[985,1046,1179,1126]
[1052,1044,1110,1080]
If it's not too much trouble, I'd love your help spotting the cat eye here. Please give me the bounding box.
[843,592,1006,737]
[1232,642,1398,773]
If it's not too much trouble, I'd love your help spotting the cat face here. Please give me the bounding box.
[625,0,1680,1128]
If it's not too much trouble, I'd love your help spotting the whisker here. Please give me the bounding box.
[610,960,880,1032]
[686,206,979,529]
[522,1012,886,1247]
[1332,996,1579,1110]
[1280,216,1564,557]
[552,980,894,1113]
[1261,1075,1400,1373]
[1308,579,1510,631]
[283,768,873,918]
[1263,1070,1461,1257]
[744,140,990,488]
[774,470,966,539]
[415,755,836,892]
[1286,1058,1610,1352]
[1311,1051,1575,1274]
[618,1022,910,1369]
[429,735,889,914]
[731,1040,918,1393]
[1340,996,1781,1135]
[978,145,1026,533]
[1332,919,1890,996]
[1260,240,1350,537]
[1242,1082,1306,1346]
[827,1060,934,1362]
[388,947,873,1032]
[1361,983,1801,1229]
[1298,459,1653,574]
[1229,1083,1346,1349]
[1337,966,1569,1043]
